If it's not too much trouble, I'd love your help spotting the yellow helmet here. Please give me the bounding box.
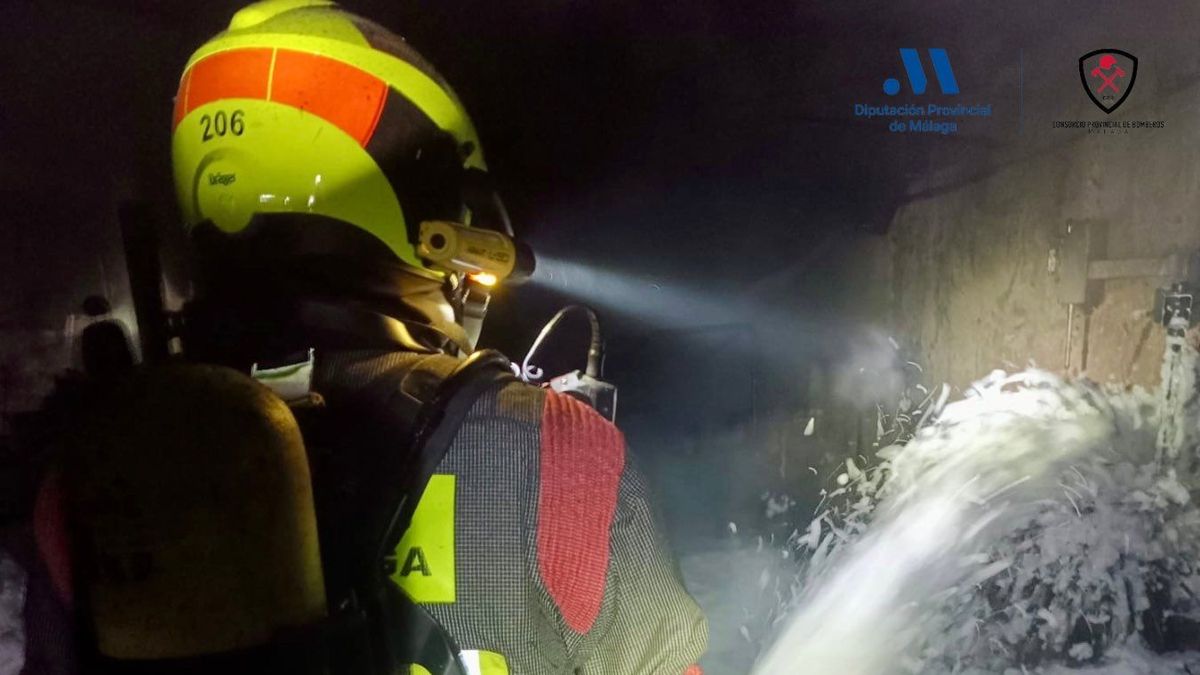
[171,0,497,280]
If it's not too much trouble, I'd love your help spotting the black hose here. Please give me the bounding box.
[521,305,602,379]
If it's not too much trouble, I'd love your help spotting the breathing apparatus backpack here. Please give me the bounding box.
[50,199,605,674]
[54,314,513,675]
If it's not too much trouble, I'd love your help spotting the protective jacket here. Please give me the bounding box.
[18,344,707,675]
[307,348,708,674]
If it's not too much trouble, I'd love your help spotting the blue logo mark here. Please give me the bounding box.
[883,48,959,96]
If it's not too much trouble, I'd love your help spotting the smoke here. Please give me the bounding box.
[830,331,907,407]
[0,551,25,674]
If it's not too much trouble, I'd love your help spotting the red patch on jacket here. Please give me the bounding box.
[33,471,73,609]
[537,391,625,634]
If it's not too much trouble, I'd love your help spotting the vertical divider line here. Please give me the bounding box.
[267,47,279,101]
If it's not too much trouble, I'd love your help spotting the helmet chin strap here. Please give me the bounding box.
[458,280,491,353]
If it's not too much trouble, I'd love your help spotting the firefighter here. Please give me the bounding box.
[147,1,707,673]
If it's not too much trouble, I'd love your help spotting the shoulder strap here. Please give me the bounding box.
[372,348,516,566]
[302,349,512,582]
[374,349,515,675]
[309,348,515,675]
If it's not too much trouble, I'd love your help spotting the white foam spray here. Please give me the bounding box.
[754,365,1200,675]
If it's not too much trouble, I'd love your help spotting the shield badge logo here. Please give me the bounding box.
[1079,49,1137,114]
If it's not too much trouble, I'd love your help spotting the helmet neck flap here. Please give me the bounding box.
[183,214,473,367]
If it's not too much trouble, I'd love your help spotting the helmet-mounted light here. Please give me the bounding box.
[417,220,534,285]
[468,272,499,287]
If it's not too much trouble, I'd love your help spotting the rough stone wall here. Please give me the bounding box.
[886,4,1200,391]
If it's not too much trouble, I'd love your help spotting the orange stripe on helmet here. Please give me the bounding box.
[271,50,388,147]
[171,48,387,149]
[186,48,273,113]
[172,68,193,129]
